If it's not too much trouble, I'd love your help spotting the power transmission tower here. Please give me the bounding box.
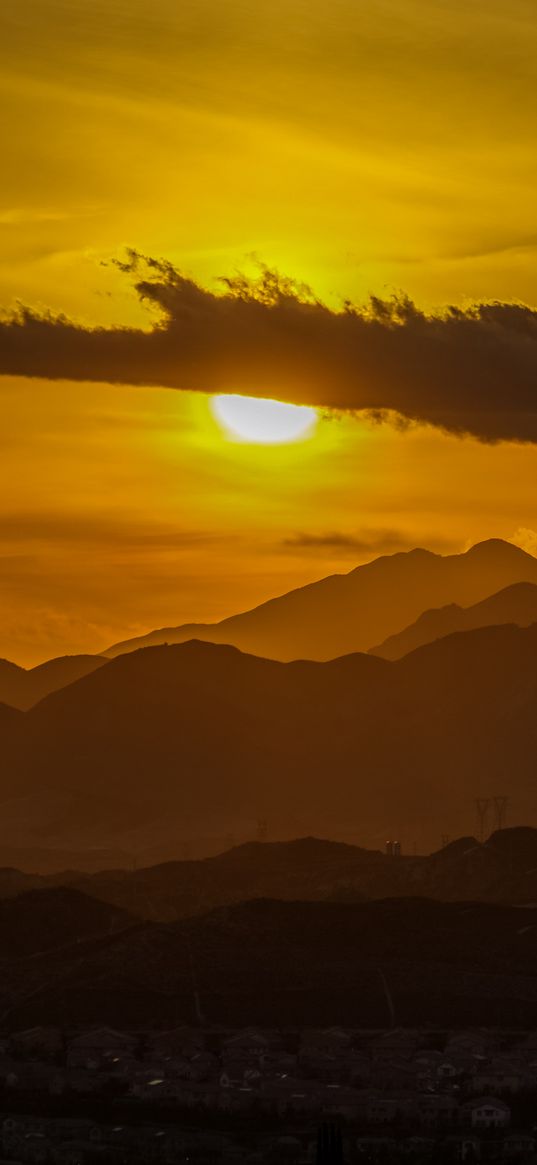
[256,818,268,843]
[441,834,450,849]
[475,798,491,843]
[493,796,508,832]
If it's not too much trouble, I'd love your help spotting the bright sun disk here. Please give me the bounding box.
[211,394,317,444]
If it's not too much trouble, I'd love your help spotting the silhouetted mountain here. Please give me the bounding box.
[4,896,537,1029]
[371,581,537,659]
[2,624,537,859]
[0,886,133,958]
[0,655,104,710]
[106,539,537,662]
[53,827,537,921]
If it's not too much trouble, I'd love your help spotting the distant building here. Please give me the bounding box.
[11,1027,63,1060]
[67,1028,137,1071]
[148,1025,205,1061]
[462,1098,511,1130]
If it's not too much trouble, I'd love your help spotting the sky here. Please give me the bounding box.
[1,0,537,665]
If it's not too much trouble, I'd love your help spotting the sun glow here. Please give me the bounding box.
[211,394,318,444]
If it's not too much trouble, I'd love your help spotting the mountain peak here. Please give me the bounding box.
[465,538,534,561]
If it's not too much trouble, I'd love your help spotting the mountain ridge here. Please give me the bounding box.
[0,654,105,710]
[371,580,537,659]
[1,623,537,861]
[105,538,537,663]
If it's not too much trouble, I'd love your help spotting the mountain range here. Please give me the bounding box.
[0,620,537,861]
[3,830,537,1027]
[50,827,537,921]
[0,538,536,863]
[105,538,537,661]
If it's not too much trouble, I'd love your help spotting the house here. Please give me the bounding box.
[63,1070,109,1095]
[222,1029,276,1061]
[261,1050,298,1077]
[360,1091,416,1125]
[260,1078,323,1115]
[156,1051,218,1082]
[299,1029,353,1079]
[414,1050,443,1092]
[368,1030,418,1063]
[52,1139,105,1165]
[444,1135,481,1162]
[2,1119,52,1165]
[183,1051,219,1081]
[47,1119,100,1142]
[356,1136,397,1159]
[416,1094,460,1129]
[3,1116,46,1140]
[147,1027,205,1061]
[415,1055,464,1092]
[11,1027,63,1060]
[3,1062,59,1092]
[370,1057,419,1092]
[503,1134,536,1157]
[348,1052,371,1087]
[401,1137,435,1157]
[515,1031,537,1062]
[267,1136,301,1164]
[131,1075,182,1102]
[301,1028,351,1052]
[470,1059,526,1096]
[438,1061,464,1082]
[67,1028,138,1070]
[220,1062,249,1089]
[319,1084,362,1119]
[463,1098,510,1130]
[149,1053,190,1078]
[445,1033,495,1061]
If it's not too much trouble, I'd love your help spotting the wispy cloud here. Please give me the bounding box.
[1,252,537,443]
[0,511,218,551]
[282,530,457,557]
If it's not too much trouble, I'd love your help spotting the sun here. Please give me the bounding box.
[211,394,318,445]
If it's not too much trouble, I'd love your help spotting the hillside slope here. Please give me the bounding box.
[0,886,134,957]
[3,896,537,1029]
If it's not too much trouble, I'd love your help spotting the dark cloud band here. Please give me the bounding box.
[1,252,536,443]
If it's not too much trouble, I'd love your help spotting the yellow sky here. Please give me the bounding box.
[1,0,537,664]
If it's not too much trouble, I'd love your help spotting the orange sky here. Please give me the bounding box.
[1,0,537,665]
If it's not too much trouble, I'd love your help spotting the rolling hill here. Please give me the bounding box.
[371,580,537,659]
[106,538,537,662]
[3,896,537,1029]
[0,886,134,958]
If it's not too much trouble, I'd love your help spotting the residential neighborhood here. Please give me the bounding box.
[1,1025,537,1164]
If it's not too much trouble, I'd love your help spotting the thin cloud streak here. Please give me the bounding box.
[1,252,537,443]
[282,530,458,557]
